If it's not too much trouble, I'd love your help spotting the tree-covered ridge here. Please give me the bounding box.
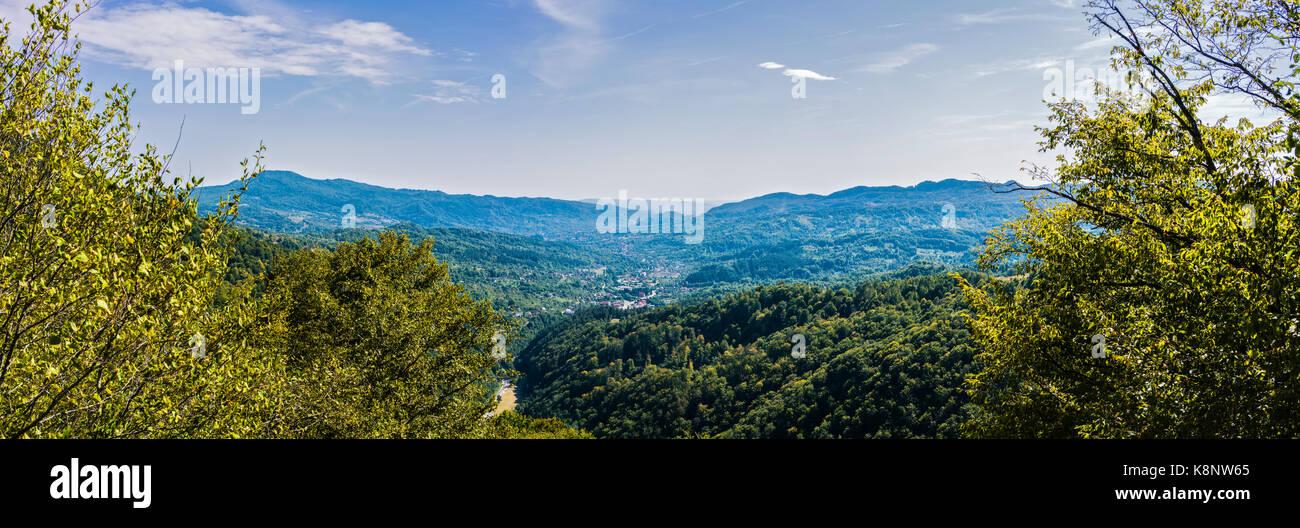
[0,1,283,438]
[14,0,1300,442]
[230,223,639,314]
[196,170,1043,286]
[196,170,1030,239]
[516,272,982,438]
[0,1,586,439]
[257,231,512,438]
[194,170,598,238]
[218,223,658,365]
[961,0,1300,439]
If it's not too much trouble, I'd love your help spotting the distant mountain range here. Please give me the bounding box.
[198,170,1030,237]
[196,171,596,239]
[196,170,1042,282]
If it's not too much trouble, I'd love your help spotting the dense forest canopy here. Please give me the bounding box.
[962,0,1300,438]
[516,272,983,438]
[0,0,585,439]
[4,0,1299,440]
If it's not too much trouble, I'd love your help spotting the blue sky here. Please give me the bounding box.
[0,0,1261,200]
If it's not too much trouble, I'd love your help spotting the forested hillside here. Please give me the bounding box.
[196,171,1040,286]
[254,223,636,314]
[0,3,589,439]
[9,0,1299,442]
[516,271,982,438]
[219,223,649,359]
[194,170,598,238]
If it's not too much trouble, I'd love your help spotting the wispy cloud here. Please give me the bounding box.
[974,57,1062,77]
[783,69,836,81]
[936,112,1015,127]
[757,61,835,81]
[534,0,602,32]
[286,82,335,105]
[0,0,28,23]
[316,20,432,56]
[955,8,1021,25]
[688,55,728,67]
[1074,28,1158,51]
[954,8,1069,26]
[1201,93,1278,122]
[529,0,616,87]
[53,1,436,84]
[781,29,855,47]
[285,81,351,111]
[406,79,485,107]
[692,1,751,19]
[557,77,747,104]
[924,111,1046,141]
[859,43,939,74]
[604,24,655,42]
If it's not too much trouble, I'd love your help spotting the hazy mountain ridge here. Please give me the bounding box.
[196,170,597,238]
[198,170,1035,239]
[198,171,1044,284]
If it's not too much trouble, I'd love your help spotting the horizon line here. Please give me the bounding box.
[197,169,1025,204]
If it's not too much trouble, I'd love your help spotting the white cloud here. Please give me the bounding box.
[557,77,747,104]
[1074,28,1157,52]
[534,0,602,32]
[954,8,1065,26]
[0,0,29,22]
[286,82,335,105]
[936,112,1015,127]
[410,94,472,105]
[859,43,939,74]
[692,1,750,19]
[55,2,436,83]
[925,111,1046,140]
[756,60,835,82]
[406,79,485,106]
[529,0,614,87]
[783,69,836,81]
[688,55,727,67]
[317,20,432,56]
[978,119,1043,132]
[1201,93,1279,123]
[974,57,1062,77]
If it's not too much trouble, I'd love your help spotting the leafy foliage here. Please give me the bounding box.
[258,232,509,438]
[517,273,983,438]
[0,0,280,438]
[961,0,1300,438]
[486,410,594,439]
[0,1,550,439]
[197,171,1039,285]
